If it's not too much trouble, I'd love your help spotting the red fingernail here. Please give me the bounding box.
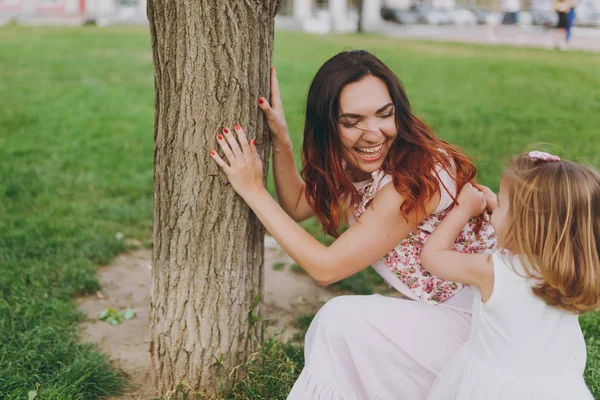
[235,123,241,130]
[258,98,264,105]
[251,138,256,145]
[217,134,223,140]
[223,128,229,134]
[210,150,216,156]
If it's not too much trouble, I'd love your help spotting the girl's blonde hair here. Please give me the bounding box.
[503,153,600,314]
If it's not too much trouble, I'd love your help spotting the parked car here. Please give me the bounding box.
[469,7,501,25]
[575,8,600,27]
[381,5,399,20]
[381,6,420,24]
[446,8,478,25]
[413,4,452,25]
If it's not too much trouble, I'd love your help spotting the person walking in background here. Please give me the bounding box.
[566,1,578,46]
[554,0,576,49]
[501,0,520,26]
[491,0,522,44]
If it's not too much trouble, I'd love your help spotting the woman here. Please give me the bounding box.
[554,0,576,49]
[211,50,497,399]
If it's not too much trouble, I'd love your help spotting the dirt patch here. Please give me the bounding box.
[76,237,338,399]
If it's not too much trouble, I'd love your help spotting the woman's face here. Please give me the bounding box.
[337,75,398,181]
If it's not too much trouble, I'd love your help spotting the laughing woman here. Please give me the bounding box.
[210,50,496,399]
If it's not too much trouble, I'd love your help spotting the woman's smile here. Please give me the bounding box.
[353,143,385,162]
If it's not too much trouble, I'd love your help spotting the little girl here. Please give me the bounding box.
[422,151,599,399]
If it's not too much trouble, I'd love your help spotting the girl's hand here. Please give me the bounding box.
[456,183,487,218]
[257,67,292,150]
[475,184,498,213]
[210,124,265,200]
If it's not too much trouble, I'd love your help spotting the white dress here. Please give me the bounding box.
[427,252,593,400]
[287,167,497,400]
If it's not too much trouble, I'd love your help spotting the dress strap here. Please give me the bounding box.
[353,169,386,220]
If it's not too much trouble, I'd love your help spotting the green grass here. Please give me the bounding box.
[0,25,599,399]
[292,313,316,332]
[272,261,286,271]
[289,263,305,274]
[0,26,154,399]
[226,336,304,400]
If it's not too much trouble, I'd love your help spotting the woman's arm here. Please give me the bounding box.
[421,184,494,300]
[258,67,313,222]
[211,125,437,286]
[247,182,423,285]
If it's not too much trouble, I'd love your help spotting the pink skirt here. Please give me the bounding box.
[287,294,471,400]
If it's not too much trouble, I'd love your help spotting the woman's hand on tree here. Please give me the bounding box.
[456,183,487,218]
[257,66,292,151]
[210,124,265,200]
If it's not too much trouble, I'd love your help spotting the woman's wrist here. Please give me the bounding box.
[451,206,475,222]
[272,137,293,153]
[244,186,271,209]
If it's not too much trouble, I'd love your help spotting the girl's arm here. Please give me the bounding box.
[211,125,438,286]
[421,184,494,301]
[258,67,314,222]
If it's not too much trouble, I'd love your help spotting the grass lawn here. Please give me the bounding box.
[0,25,599,399]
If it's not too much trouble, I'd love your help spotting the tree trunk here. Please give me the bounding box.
[357,0,364,33]
[147,1,280,396]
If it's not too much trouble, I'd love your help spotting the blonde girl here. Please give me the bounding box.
[422,151,599,399]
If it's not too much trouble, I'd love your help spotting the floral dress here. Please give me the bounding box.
[353,168,497,305]
[288,166,498,400]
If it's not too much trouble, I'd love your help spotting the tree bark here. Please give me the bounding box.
[357,0,364,33]
[147,1,280,396]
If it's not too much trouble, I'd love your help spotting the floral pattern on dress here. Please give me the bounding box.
[354,169,497,305]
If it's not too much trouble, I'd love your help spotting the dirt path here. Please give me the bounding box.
[76,237,337,399]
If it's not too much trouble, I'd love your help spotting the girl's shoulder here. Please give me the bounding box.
[493,253,588,320]
[492,251,535,280]
[483,251,539,308]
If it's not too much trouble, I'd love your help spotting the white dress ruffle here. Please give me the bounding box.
[427,343,593,400]
[290,368,349,400]
[287,294,471,400]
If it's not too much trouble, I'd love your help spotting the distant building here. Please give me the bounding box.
[453,0,599,15]
[0,0,147,25]
[278,0,383,33]
[1,0,597,27]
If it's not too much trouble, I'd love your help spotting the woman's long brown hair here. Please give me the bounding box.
[302,50,478,237]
